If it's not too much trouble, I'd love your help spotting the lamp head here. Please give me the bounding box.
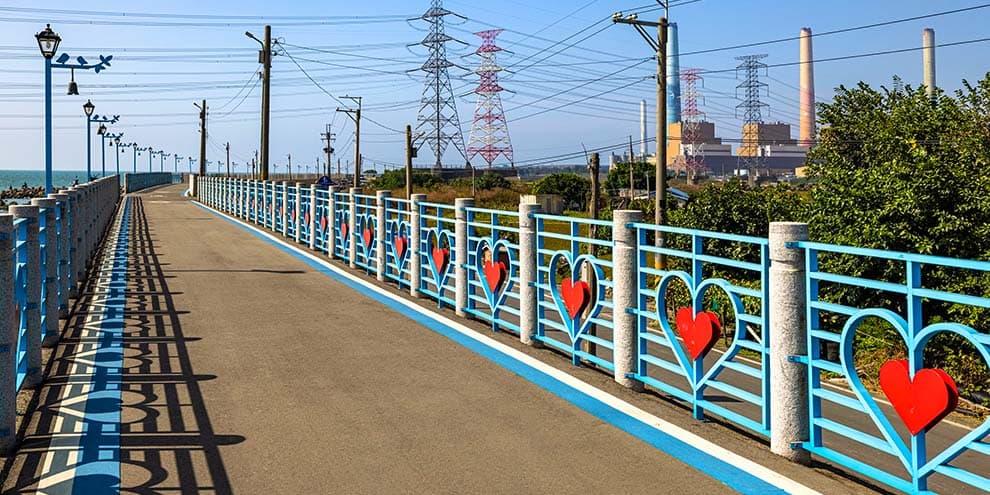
[83,99,95,117]
[35,24,61,59]
[97,123,107,135]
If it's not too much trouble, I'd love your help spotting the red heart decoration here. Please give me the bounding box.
[879,359,958,435]
[675,308,721,361]
[320,216,328,232]
[483,260,507,294]
[340,223,349,240]
[432,247,450,275]
[304,213,311,226]
[362,228,374,249]
[560,278,591,320]
[394,236,408,261]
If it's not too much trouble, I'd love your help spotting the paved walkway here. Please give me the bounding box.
[2,185,865,494]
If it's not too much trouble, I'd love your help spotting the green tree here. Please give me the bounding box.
[450,172,512,191]
[604,161,656,194]
[369,169,445,190]
[807,76,990,395]
[532,173,591,210]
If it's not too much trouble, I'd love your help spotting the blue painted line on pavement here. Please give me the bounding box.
[48,198,129,494]
[197,202,791,495]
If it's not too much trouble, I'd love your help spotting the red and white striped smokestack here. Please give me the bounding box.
[799,27,815,147]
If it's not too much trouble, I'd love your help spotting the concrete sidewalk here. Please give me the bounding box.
[3,185,861,494]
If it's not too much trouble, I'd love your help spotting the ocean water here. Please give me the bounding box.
[0,170,113,190]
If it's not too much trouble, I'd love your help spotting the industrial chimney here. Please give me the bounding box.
[798,27,815,147]
[640,100,647,160]
[923,28,936,97]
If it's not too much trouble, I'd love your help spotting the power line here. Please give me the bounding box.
[694,36,990,76]
[680,3,990,58]
[280,44,404,134]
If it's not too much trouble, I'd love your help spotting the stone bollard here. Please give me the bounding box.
[295,183,304,244]
[51,193,71,319]
[454,198,474,318]
[612,210,645,390]
[31,199,59,348]
[348,188,361,268]
[308,184,318,251]
[769,222,811,464]
[376,190,391,282]
[409,194,427,298]
[328,186,339,257]
[518,201,542,345]
[0,214,15,454]
[10,206,41,389]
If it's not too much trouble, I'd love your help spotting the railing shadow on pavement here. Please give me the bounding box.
[1,196,243,494]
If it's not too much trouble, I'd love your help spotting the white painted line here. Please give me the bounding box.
[196,200,824,495]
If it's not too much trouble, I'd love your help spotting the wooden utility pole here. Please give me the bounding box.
[613,12,669,269]
[322,124,335,178]
[225,142,230,176]
[405,124,413,199]
[196,99,207,176]
[336,96,362,188]
[287,153,292,180]
[657,17,668,270]
[261,25,272,180]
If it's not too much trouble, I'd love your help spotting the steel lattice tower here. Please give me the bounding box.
[679,68,705,176]
[466,29,513,169]
[735,54,769,176]
[413,0,468,170]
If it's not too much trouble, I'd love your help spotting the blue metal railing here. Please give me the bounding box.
[353,194,378,275]
[464,207,521,333]
[332,192,351,260]
[534,214,615,371]
[795,241,990,495]
[285,185,298,239]
[630,223,772,436]
[13,218,29,391]
[273,183,286,234]
[298,186,312,245]
[418,202,457,309]
[384,198,412,288]
[314,189,330,253]
[37,207,52,344]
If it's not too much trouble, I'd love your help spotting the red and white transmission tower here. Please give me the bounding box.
[679,68,706,177]
[466,29,513,168]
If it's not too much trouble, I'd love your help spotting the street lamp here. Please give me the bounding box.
[100,130,123,177]
[36,24,113,194]
[116,142,136,173]
[113,136,122,176]
[85,105,119,181]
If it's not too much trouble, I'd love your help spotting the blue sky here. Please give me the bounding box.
[0,0,987,173]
